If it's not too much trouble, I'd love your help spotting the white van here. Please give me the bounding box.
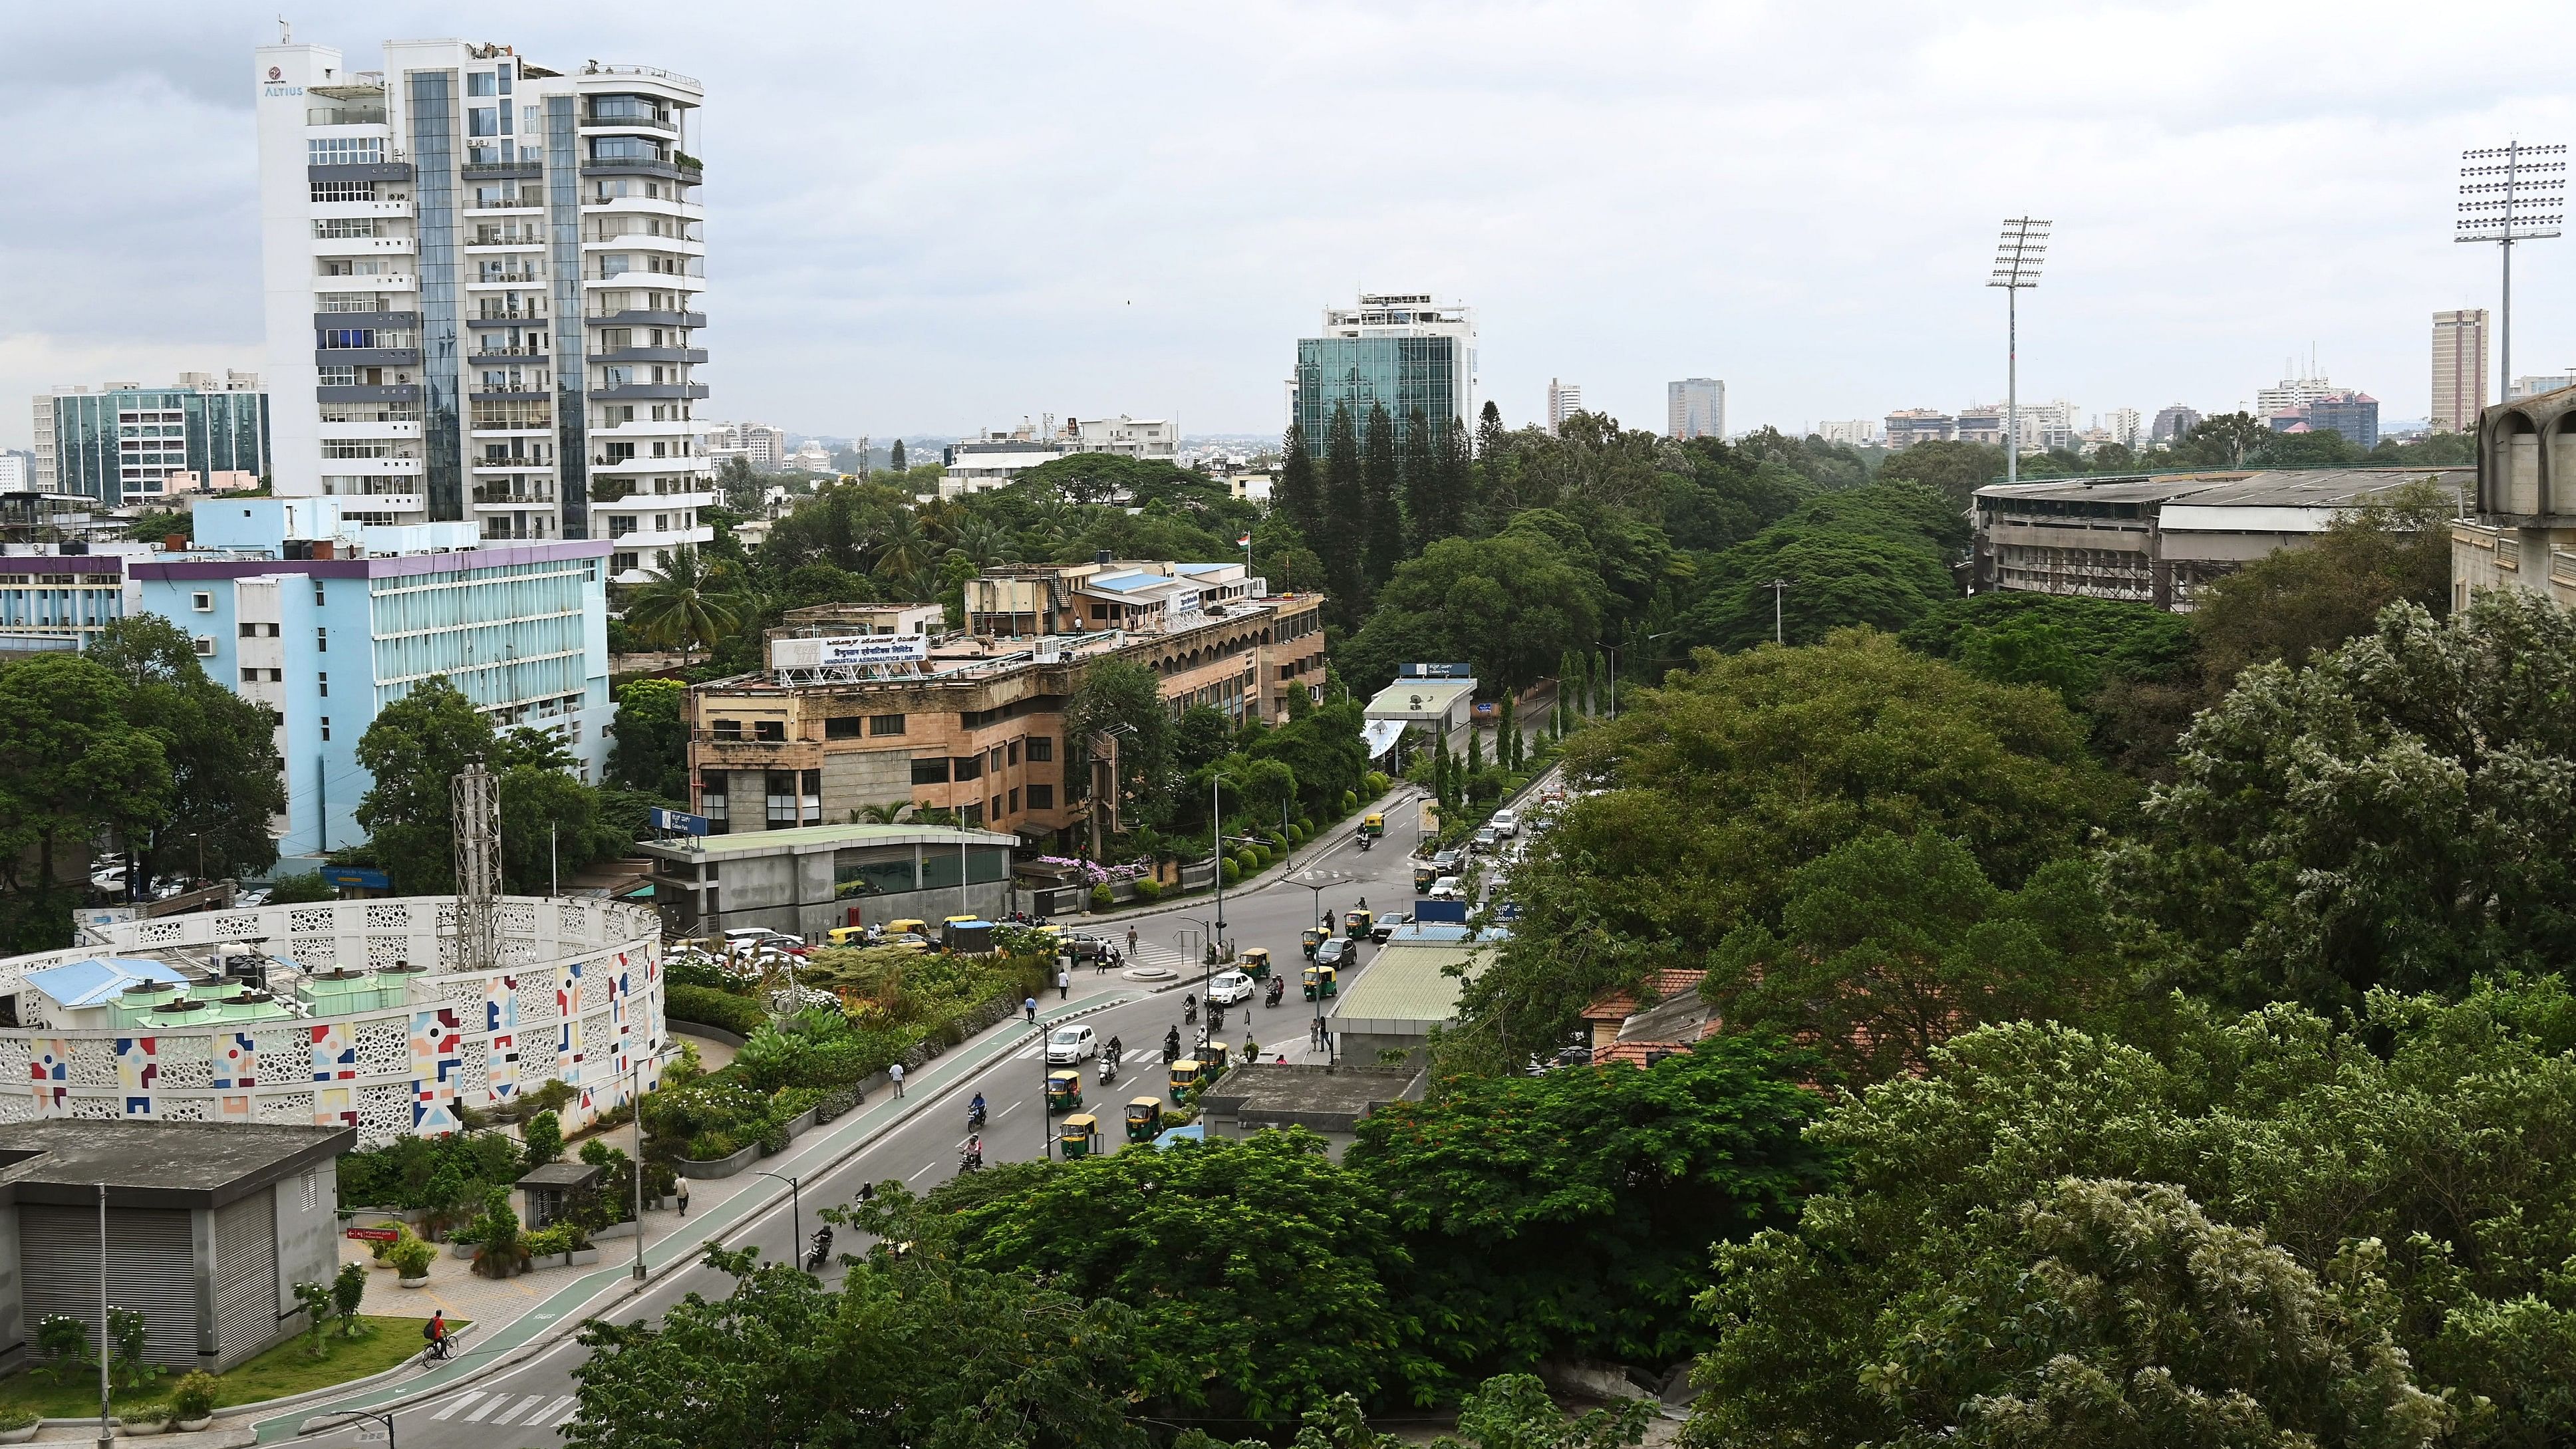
[1490,809,1519,839]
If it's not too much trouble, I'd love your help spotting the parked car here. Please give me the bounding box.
[1066,932,1111,961]
[1046,1025,1099,1064]
[724,928,808,956]
[1206,970,1256,1005]
[1490,809,1519,839]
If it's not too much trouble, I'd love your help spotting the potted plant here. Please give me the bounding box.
[0,1408,39,1444]
[119,1398,175,1436]
[170,1371,219,1431]
[391,1231,436,1287]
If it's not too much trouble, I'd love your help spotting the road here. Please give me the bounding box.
[273,791,1433,1448]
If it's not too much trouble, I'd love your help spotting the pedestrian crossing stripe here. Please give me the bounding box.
[430,1391,484,1421]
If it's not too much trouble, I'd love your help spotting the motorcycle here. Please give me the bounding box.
[1360,832,1374,852]
[967,1100,987,1131]
[1184,995,1199,1025]
[1097,1055,1118,1087]
[958,1141,984,1174]
[1162,1030,1182,1065]
[1264,978,1286,1009]
[805,1226,835,1271]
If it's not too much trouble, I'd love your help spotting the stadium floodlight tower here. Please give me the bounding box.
[2458,143,2566,403]
[1989,217,2050,488]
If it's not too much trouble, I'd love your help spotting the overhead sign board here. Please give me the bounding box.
[770,634,930,669]
[650,808,711,837]
[318,866,390,890]
[1399,662,1475,679]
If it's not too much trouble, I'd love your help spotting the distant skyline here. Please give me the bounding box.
[6,1,2576,452]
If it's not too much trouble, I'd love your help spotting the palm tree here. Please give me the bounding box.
[623,545,748,661]
[950,517,1014,570]
[870,512,936,592]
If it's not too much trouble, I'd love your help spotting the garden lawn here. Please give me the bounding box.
[0,1315,463,1418]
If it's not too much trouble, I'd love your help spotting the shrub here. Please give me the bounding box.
[170,1371,219,1421]
[773,1085,824,1119]
[333,1260,368,1336]
[468,1188,526,1279]
[520,1224,576,1257]
[0,1409,37,1432]
[665,983,768,1037]
[1220,858,1240,885]
[521,1109,563,1168]
[1286,823,1306,846]
[755,1118,791,1155]
[815,1085,861,1120]
[37,1312,88,1383]
[1091,883,1114,910]
[1340,789,1358,812]
[264,871,337,904]
[389,1232,434,1279]
[292,1279,334,1355]
[1131,876,1162,902]
[1365,771,1390,795]
[686,1131,739,1162]
[119,1400,174,1429]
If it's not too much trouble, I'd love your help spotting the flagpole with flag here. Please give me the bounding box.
[1239,531,1252,574]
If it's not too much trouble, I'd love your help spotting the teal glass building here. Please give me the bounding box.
[38,382,271,505]
[1294,335,1467,453]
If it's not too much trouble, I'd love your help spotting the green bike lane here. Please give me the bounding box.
[253,984,1147,1443]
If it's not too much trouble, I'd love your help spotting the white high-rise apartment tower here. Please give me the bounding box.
[2432,309,2490,433]
[1667,378,1724,440]
[1546,379,1584,434]
[255,36,714,581]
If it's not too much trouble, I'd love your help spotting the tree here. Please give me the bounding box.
[607,677,689,802]
[353,678,496,894]
[1403,410,1471,549]
[1064,658,1177,833]
[331,1260,368,1338]
[1322,404,1367,624]
[1705,833,2128,1082]
[1680,484,1963,654]
[889,438,906,471]
[1687,984,2576,1447]
[1901,592,2195,693]
[265,872,337,904]
[84,614,285,883]
[1277,422,1324,543]
[625,546,749,660]
[1246,699,1369,822]
[1349,1036,1828,1379]
[1335,531,1606,696]
[2176,410,2271,467]
[1876,439,2004,511]
[2190,479,2454,684]
[2113,589,2576,1012]
[1445,631,2120,1071]
[938,1130,1417,1423]
[0,654,173,951]
[522,1110,564,1167]
[567,1224,1147,1449]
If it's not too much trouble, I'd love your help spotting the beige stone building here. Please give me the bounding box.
[2454,384,2576,610]
[683,559,1326,847]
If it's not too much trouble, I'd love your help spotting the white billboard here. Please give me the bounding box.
[771,634,930,668]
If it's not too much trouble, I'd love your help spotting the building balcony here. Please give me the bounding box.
[315,384,420,404]
[315,273,414,293]
[472,458,554,474]
[468,346,551,361]
[305,160,413,184]
[589,347,706,366]
[603,523,713,551]
[313,308,418,329]
[586,307,705,328]
[584,269,702,290]
[591,454,708,478]
[462,200,543,215]
[580,109,678,134]
[591,382,708,402]
[581,233,704,255]
[470,303,547,323]
[582,195,702,219]
[319,420,420,440]
[471,492,558,510]
[470,383,554,400]
[465,272,548,289]
[312,199,414,221]
[579,156,702,184]
[460,160,543,181]
[319,492,425,514]
[592,487,714,511]
[463,237,545,253]
[313,348,420,368]
[311,235,414,258]
[318,456,422,475]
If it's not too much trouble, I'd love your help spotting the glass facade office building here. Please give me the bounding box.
[41,386,270,505]
[1293,336,1465,452]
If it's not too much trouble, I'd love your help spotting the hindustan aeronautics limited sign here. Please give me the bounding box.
[771,634,931,668]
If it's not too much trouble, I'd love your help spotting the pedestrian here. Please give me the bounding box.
[1057,966,1070,1000]
[890,1060,906,1099]
[676,1178,690,1218]
[1025,995,1038,1023]
[1126,924,1137,956]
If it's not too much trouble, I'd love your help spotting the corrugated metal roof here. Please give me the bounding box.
[1976,467,2466,510]
[1335,940,1491,1024]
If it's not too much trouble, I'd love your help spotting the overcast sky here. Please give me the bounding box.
[6,1,2575,449]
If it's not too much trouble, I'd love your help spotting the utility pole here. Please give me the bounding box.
[1768,579,1789,646]
[1989,217,2051,487]
[452,765,502,974]
[2458,144,2566,404]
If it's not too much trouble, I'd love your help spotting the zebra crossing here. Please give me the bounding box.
[430,1390,579,1430]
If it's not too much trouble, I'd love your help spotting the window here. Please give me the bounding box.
[713,720,742,741]
[317,626,328,652]
[1008,739,1021,766]
[467,71,498,97]
[869,714,905,736]
[311,180,376,203]
[1008,787,1020,813]
[825,716,862,739]
[320,718,332,741]
[308,136,384,167]
[191,592,212,612]
[988,746,1003,772]
[1027,736,1054,763]
[952,754,984,782]
[240,668,260,684]
[318,672,328,698]
[1028,783,1055,810]
[911,757,950,785]
[990,794,1004,819]
[192,636,215,658]
[962,803,983,828]
[315,585,327,606]
[754,720,786,742]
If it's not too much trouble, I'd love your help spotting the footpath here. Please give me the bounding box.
[230,978,1147,1444]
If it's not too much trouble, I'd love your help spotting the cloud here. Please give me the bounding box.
[3,0,2573,447]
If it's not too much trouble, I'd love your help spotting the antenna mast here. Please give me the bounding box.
[452,764,502,973]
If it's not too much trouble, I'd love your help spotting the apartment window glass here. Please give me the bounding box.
[307,136,384,167]
[318,672,328,698]
[1028,783,1055,810]
[320,718,331,741]
[825,716,863,740]
[869,714,905,735]
[1027,736,1054,763]
[1007,739,1021,766]
[191,592,212,612]
[712,719,742,741]
[317,626,328,652]
[1008,788,1020,814]
[952,754,984,782]
[467,71,498,96]
[962,803,984,828]
[910,757,949,785]
[754,720,786,742]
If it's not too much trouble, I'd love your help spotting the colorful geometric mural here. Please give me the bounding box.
[310,1023,355,1083]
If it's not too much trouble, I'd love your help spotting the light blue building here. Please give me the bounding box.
[127,497,612,866]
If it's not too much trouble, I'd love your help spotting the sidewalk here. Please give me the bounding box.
[249,980,1145,1442]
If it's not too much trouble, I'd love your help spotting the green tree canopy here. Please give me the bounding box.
[0,653,174,950]
[1876,439,2003,511]
[935,1130,1419,1424]
[1689,982,2576,1447]
[606,676,689,802]
[1064,657,1177,831]
[353,678,494,894]
[1348,1037,1827,1381]
[2114,589,2576,1012]
[2189,479,2454,684]
[84,614,285,882]
[1336,531,1606,696]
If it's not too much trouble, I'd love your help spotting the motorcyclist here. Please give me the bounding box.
[1183,993,1198,1023]
[1163,1025,1181,1063]
[960,1134,983,1171]
[1107,1034,1122,1060]
[968,1092,987,1128]
[806,1226,835,1270]
[1097,1054,1117,1085]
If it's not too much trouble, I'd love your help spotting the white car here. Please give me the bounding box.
[1046,1025,1098,1064]
[1205,970,1256,1005]
[1491,809,1519,838]
[1428,876,1464,900]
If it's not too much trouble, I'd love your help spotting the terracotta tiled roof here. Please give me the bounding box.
[1580,968,1708,1024]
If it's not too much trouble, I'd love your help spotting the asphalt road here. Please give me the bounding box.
[279,793,1433,1448]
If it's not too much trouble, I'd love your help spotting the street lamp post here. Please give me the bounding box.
[1767,580,1789,646]
[630,1041,675,1281]
[748,1170,802,1271]
[1989,217,2051,489]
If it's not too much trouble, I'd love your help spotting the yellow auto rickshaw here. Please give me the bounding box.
[886,918,930,940]
[944,914,978,928]
[825,924,868,946]
[1344,908,1374,938]
[1304,963,1338,1001]
[1046,1069,1083,1114]
[1240,946,1274,982]
[1126,1096,1163,1142]
[1059,1113,1099,1158]
[1169,1058,1202,1101]
[1361,811,1386,838]
[1200,1040,1230,1083]
[1301,926,1327,960]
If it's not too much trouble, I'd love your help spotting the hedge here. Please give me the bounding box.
[665,984,766,1038]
